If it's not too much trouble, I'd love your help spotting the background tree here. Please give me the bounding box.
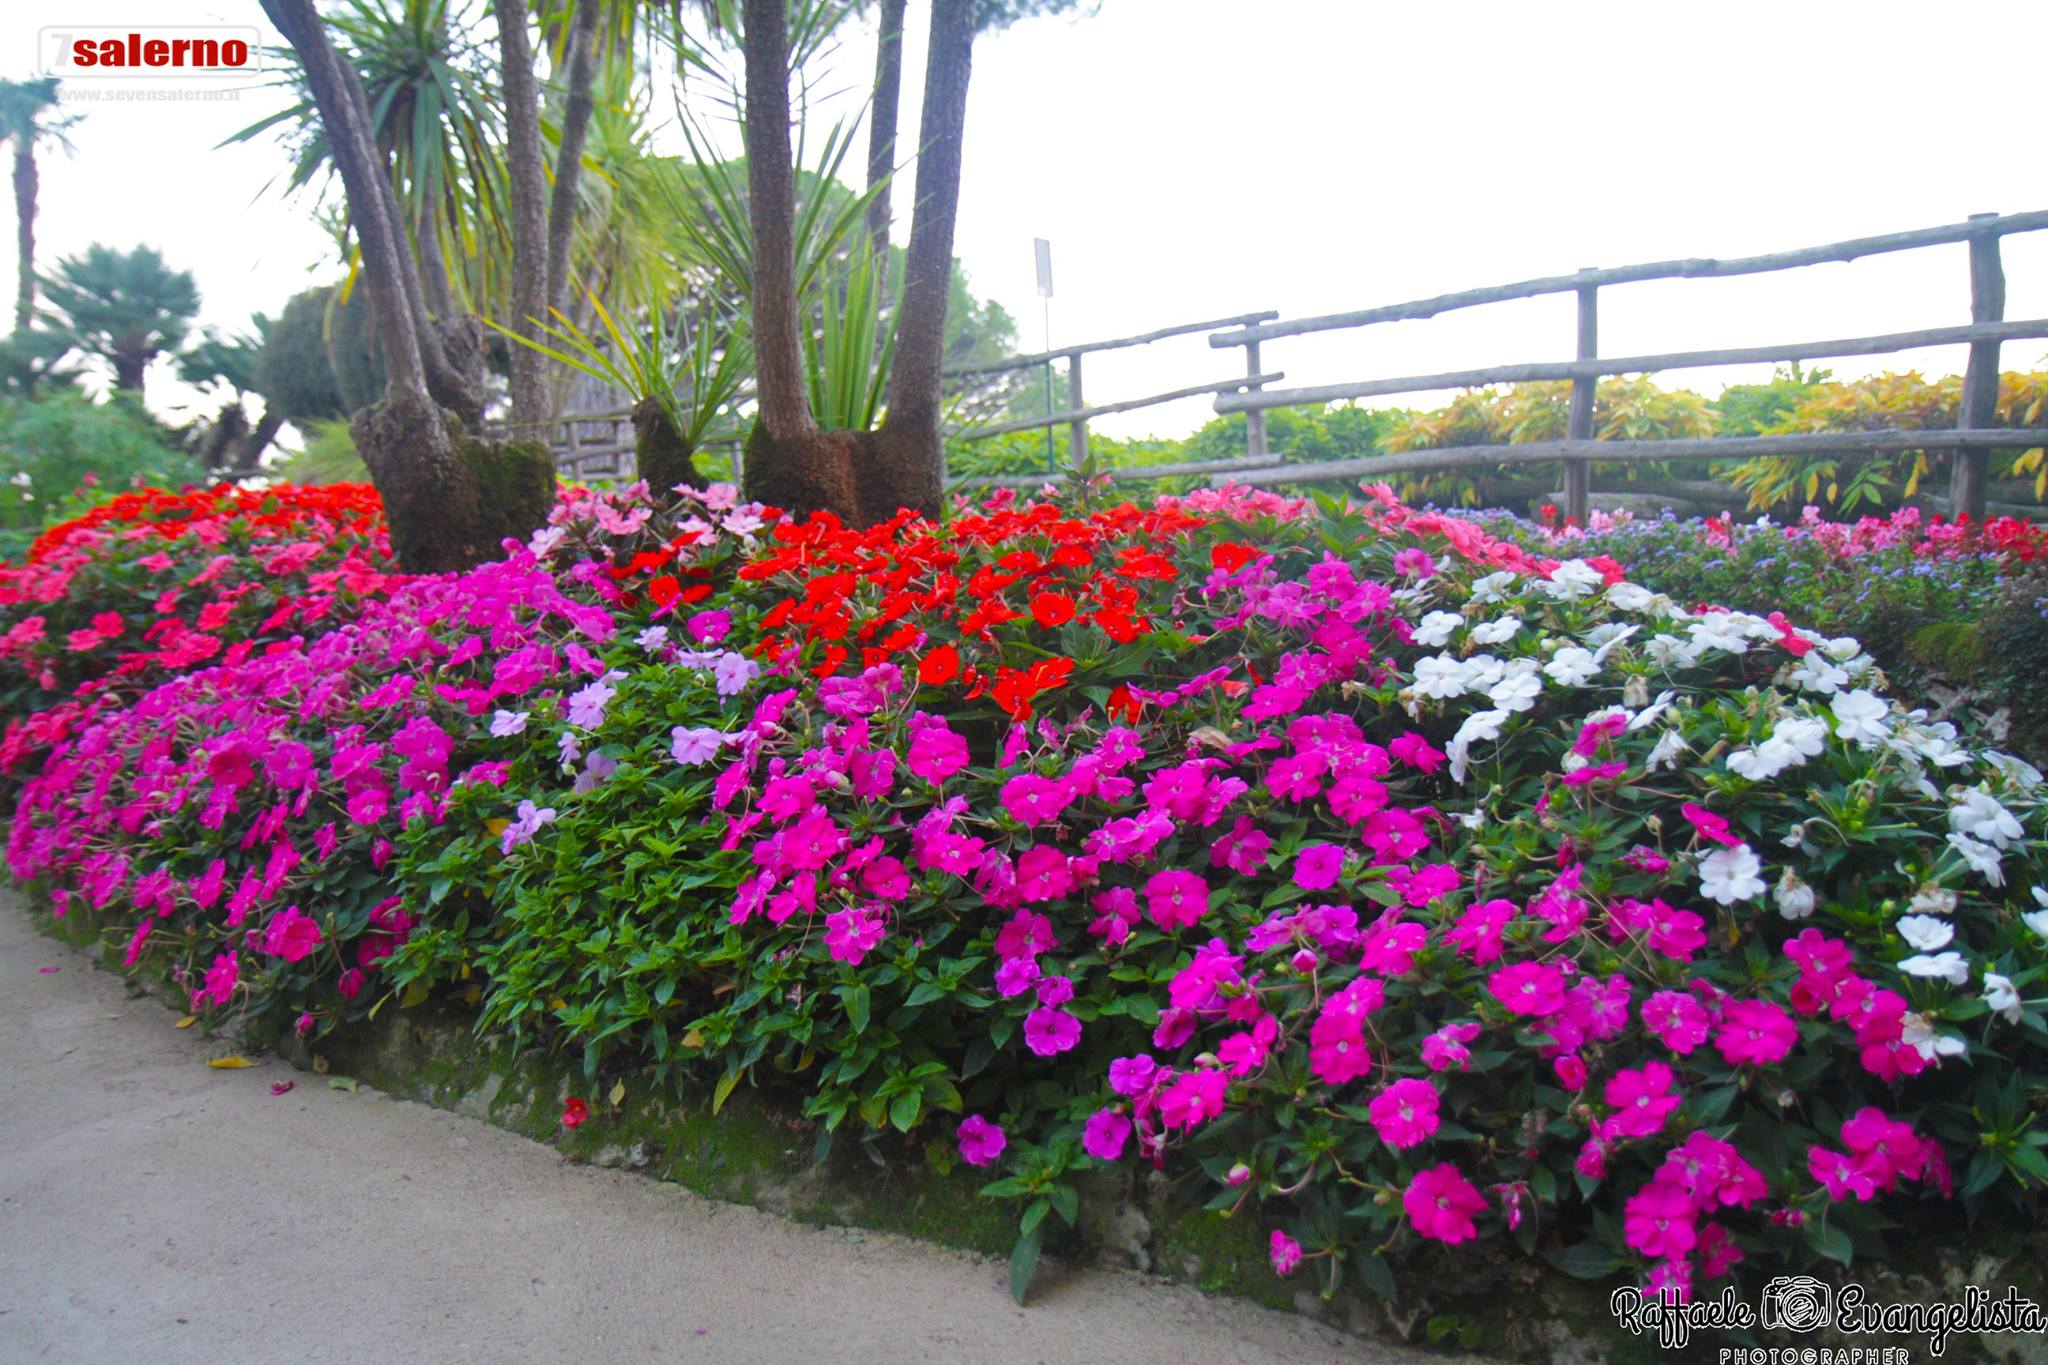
[181,325,288,476]
[39,245,199,399]
[0,78,76,333]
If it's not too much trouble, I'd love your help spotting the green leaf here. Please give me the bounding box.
[888,1090,922,1133]
[712,1067,742,1116]
[1048,1183,1079,1226]
[1354,1250,1397,1303]
[1803,1217,1853,1267]
[1008,1224,1043,1306]
[844,984,871,1035]
[1543,1242,1626,1280]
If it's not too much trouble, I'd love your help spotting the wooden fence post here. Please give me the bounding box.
[1951,212,2005,521]
[1067,353,1089,466]
[1563,270,1597,523]
[1244,339,1269,459]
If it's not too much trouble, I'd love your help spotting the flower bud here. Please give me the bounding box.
[1226,1162,1252,1187]
[1289,948,1319,974]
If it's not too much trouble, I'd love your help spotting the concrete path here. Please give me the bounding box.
[0,905,1469,1365]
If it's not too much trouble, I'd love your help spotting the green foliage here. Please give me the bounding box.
[38,244,200,394]
[0,392,205,532]
[273,419,370,485]
[259,287,354,423]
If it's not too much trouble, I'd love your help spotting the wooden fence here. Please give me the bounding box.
[948,210,2048,521]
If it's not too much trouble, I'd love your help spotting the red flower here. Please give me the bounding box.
[561,1098,590,1129]
[1210,542,1258,572]
[648,575,681,607]
[918,643,960,686]
[1030,592,1076,628]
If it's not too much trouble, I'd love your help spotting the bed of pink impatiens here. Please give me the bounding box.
[2,475,2044,1311]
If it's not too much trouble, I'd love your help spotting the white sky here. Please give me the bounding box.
[7,0,2046,443]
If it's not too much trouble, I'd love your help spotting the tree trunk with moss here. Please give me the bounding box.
[631,396,702,498]
[869,0,975,522]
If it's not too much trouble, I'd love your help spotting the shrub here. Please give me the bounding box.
[0,391,206,533]
[9,472,2047,1316]
[394,481,2044,1305]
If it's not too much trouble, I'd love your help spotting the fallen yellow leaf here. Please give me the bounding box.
[608,1078,626,1107]
[175,1016,197,1029]
[207,1056,255,1069]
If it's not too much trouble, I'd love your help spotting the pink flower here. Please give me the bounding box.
[906,719,970,785]
[1808,1144,1876,1201]
[957,1115,1006,1167]
[824,904,887,965]
[1357,918,1427,975]
[1368,1078,1441,1149]
[1681,801,1741,847]
[1488,961,1568,1018]
[1422,1021,1481,1072]
[1603,1061,1681,1139]
[1622,1179,1698,1258]
[1447,899,1515,964]
[1157,1070,1228,1131]
[1389,731,1446,774]
[1713,998,1798,1067]
[1840,1107,1929,1190]
[1210,816,1270,874]
[1292,842,1346,891]
[1697,1222,1744,1278]
[1641,990,1711,1055]
[259,905,325,964]
[1082,1108,1132,1161]
[1269,1229,1303,1276]
[194,950,238,1008]
[1403,1163,1486,1244]
[1024,1007,1082,1057]
[1144,869,1210,932]
[1108,1055,1159,1096]
[1000,772,1076,828]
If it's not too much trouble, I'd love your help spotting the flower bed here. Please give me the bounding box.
[7,475,2046,1328]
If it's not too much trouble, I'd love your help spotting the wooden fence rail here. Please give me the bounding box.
[948,209,2048,521]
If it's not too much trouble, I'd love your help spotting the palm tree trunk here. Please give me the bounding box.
[257,0,484,572]
[871,0,976,521]
[13,142,36,332]
[543,0,601,315]
[496,0,551,439]
[864,0,906,280]
[737,0,869,523]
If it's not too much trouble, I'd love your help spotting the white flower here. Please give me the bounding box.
[1538,559,1604,600]
[1447,707,1509,785]
[1902,1012,1967,1062]
[1728,741,1795,782]
[1908,884,1957,917]
[1486,672,1541,714]
[1985,973,2022,1024]
[1983,751,2045,790]
[636,625,670,651]
[2024,909,2048,941]
[1411,655,1470,700]
[1604,581,1656,613]
[1949,789,2024,850]
[1698,844,1766,904]
[1774,869,1815,920]
[1822,635,1863,662]
[1643,633,1704,669]
[527,525,567,557]
[489,709,529,738]
[1588,623,1640,659]
[1452,809,1486,831]
[1831,690,1890,747]
[1622,674,1650,709]
[1775,715,1829,761]
[1544,647,1599,687]
[1626,690,1676,731]
[1947,832,2006,887]
[1646,729,1689,772]
[1898,951,1970,985]
[1688,616,1752,655]
[1785,652,1850,695]
[1411,611,1463,648]
[1468,571,1519,605]
[1896,914,1955,952]
[1469,615,1522,646]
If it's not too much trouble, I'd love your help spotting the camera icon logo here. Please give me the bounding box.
[1759,1275,1833,1333]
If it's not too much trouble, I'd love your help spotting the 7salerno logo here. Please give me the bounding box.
[39,28,261,77]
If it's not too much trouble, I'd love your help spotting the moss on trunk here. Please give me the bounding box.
[742,418,874,524]
[631,396,701,498]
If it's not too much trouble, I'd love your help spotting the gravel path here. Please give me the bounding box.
[0,903,1478,1364]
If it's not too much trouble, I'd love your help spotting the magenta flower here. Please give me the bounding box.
[1641,990,1711,1055]
[1487,961,1568,1018]
[1602,1061,1681,1139]
[1108,1055,1159,1097]
[1623,1179,1699,1258]
[259,905,325,964]
[1081,1108,1132,1162]
[1367,1078,1441,1149]
[1143,869,1210,932]
[1268,1229,1303,1276]
[1292,842,1346,891]
[1421,1021,1480,1072]
[1157,1070,1228,1131]
[906,719,970,785]
[1023,1006,1081,1057]
[1403,1163,1486,1244]
[1713,998,1798,1067]
[194,950,239,1008]
[999,772,1076,828]
[956,1115,1006,1167]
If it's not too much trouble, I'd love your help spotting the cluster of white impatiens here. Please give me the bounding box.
[1395,555,2045,1073]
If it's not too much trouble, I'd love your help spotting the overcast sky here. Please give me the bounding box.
[8,0,2045,442]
